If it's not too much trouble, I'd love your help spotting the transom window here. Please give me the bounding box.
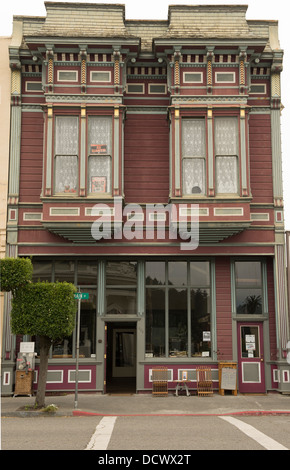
[145,260,211,358]
[235,261,263,314]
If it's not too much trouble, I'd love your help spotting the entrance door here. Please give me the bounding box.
[237,323,265,393]
[105,323,136,393]
[112,328,136,377]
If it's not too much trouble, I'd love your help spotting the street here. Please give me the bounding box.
[1,414,290,451]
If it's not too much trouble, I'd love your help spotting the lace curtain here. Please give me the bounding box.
[215,117,238,193]
[182,119,206,157]
[88,156,111,193]
[182,119,205,195]
[88,116,112,193]
[183,158,205,195]
[55,156,78,193]
[54,117,78,193]
[88,116,112,155]
[214,117,237,155]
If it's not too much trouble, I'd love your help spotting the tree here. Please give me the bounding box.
[0,257,32,293]
[0,258,77,407]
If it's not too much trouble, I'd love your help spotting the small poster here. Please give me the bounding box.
[203,331,211,342]
[90,144,107,154]
[91,176,107,193]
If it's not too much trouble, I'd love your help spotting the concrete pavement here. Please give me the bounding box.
[2,391,290,417]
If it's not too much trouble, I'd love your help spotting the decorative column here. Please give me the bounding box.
[113,49,121,93]
[239,107,248,196]
[206,48,214,94]
[113,107,120,196]
[239,49,247,94]
[45,105,53,196]
[173,50,181,94]
[174,108,181,196]
[80,105,86,196]
[80,47,87,94]
[207,108,214,196]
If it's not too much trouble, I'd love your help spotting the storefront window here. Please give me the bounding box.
[32,260,52,282]
[54,260,75,283]
[169,288,188,357]
[145,260,212,358]
[77,260,98,285]
[146,288,165,357]
[235,261,262,314]
[106,261,137,316]
[51,288,97,358]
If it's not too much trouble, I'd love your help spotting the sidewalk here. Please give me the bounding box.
[2,392,290,417]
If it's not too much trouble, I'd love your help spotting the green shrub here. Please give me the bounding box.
[0,257,33,293]
[11,282,77,340]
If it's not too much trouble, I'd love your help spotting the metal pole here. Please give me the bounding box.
[74,290,81,409]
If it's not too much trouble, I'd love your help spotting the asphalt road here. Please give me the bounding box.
[2,414,290,451]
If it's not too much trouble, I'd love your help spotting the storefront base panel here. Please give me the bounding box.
[32,364,98,392]
[144,364,220,393]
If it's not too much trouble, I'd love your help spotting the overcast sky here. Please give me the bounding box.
[1,0,289,230]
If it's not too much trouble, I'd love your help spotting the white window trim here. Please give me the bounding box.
[215,71,236,83]
[249,84,266,94]
[126,83,145,94]
[183,72,203,83]
[25,81,42,92]
[148,83,167,94]
[57,70,78,82]
[90,70,112,83]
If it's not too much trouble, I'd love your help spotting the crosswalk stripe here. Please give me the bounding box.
[220,416,288,450]
[86,416,117,450]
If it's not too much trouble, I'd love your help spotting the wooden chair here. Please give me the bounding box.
[196,367,213,396]
[152,367,168,396]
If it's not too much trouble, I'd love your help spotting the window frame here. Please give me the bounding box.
[53,115,79,196]
[87,115,113,196]
[181,118,207,196]
[214,116,239,195]
[233,260,265,316]
[145,260,212,359]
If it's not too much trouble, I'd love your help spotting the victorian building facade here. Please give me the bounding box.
[2,2,290,395]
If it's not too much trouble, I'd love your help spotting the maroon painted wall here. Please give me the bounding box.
[19,112,44,203]
[124,113,169,204]
[249,114,273,204]
[215,257,233,360]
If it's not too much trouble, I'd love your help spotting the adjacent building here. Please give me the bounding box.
[0,36,11,376]
[2,2,290,395]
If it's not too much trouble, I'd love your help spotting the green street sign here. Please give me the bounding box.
[74,293,89,300]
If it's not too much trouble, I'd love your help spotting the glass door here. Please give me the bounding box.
[237,323,265,393]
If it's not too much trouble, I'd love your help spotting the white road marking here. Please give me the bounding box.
[85,416,117,450]
[220,416,288,450]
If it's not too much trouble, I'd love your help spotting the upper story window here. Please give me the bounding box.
[88,116,112,194]
[54,116,79,194]
[182,119,206,195]
[214,117,238,194]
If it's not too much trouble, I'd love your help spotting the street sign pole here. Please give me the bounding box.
[74,289,81,409]
[73,291,89,409]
